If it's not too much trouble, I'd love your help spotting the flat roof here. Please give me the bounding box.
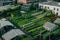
[43,22,57,31]
[0,18,13,29]
[39,1,60,7]
[2,29,25,40]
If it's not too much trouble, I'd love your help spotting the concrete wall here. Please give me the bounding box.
[39,3,60,16]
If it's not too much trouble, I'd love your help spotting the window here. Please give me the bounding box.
[41,6,43,8]
[56,12,58,15]
[57,8,59,11]
[48,7,49,9]
[45,6,46,9]
[54,8,55,10]
[40,6,43,8]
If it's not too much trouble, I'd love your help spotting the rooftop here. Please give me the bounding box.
[2,29,25,40]
[54,18,60,25]
[43,22,58,31]
[40,1,60,7]
[0,18,14,29]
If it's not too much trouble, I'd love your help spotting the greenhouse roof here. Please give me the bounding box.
[2,29,25,40]
[43,22,58,31]
[54,18,60,25]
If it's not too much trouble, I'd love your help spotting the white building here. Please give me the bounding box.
[43,22,58,31]
[39,1,60,16]
[2,29,25,40]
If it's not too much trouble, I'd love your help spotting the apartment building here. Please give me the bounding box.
[0,0,14,6]
[39,1,60,16]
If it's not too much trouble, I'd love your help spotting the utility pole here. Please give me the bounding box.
[49,31,51,40]
[38,29,42,40]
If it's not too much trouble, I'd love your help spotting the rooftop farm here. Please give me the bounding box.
[6,9,60,40]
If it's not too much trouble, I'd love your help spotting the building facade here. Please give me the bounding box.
[0,0,14,6]
[39,2,60,16]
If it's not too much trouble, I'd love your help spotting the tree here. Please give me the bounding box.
[53,0,60,2]
[30,3,37,10]
[0,5,21,17]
